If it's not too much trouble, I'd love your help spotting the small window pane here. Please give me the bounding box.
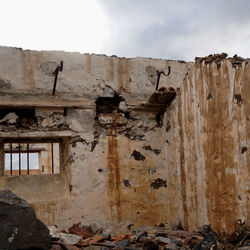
[4,142,60,175]
[29,153,39,169]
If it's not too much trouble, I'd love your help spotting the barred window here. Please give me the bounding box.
[4,142,60,175]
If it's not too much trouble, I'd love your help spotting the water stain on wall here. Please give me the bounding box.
[117,58,130,92]
[107,133,122,221]
[1,48,249,234]
[178,92,189,230]
[106,57,114,82]
[20,51,36,91]
[242,64,250,225]
[46,143,52,174]
[31,202,57,226]
[200,62,238,233]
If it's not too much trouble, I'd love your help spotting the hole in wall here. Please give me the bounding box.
[95,94,124,115]
[234,94,243,104]
[0,108,36,121]
[156,111,164,126]
[241,146,248,154]
[131,150,146,161]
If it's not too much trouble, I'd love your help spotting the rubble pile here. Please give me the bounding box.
[50,222,250,250]
[1,189,249,250]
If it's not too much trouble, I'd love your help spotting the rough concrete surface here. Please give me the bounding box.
[0,47,248,235]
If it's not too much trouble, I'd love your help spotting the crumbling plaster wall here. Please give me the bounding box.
[0,46,248,234]
[172,55,250,234]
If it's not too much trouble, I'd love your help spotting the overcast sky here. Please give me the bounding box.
[0,0,249,61]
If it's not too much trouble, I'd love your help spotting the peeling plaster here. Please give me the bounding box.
[0,47,248,234]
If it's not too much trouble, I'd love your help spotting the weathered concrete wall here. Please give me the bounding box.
[0,47,248,234]
[171,55,250,233]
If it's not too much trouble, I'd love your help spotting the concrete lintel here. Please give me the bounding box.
[0,130,75,138]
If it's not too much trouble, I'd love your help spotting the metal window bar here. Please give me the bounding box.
[51,143,54,174]
[19,144,21,175]
[10,143,12,176]
[27,144,29,175]
[6,142,57,175]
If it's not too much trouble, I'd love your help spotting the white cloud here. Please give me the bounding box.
[0,0,250,60]
[0,0,109,53]
[97,0,250,60]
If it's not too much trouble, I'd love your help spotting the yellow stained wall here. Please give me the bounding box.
[0,47,249,235]
[170,60,250,233]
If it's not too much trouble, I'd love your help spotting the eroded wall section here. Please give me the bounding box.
[168,54,250,233]
[0,47,248,234]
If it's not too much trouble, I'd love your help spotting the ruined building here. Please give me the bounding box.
[0,47,249,235]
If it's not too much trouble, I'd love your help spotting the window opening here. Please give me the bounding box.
[0,108,36,120]
[4,142,60,176]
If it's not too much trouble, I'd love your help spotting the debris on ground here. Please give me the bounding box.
[50,222,250,249]
[1,189,248,250]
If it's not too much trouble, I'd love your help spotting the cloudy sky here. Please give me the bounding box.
[0,0,249,61]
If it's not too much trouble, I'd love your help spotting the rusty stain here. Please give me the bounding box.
[31,202,56,225]
[202,62,238,234]
[107,134,122,221]
[117,59,130,92]
[47,143,52,174]
[1,48,249,234]
[105,136,168,228]
[178,91,189,230]
[107,57,114,82]
[183,71,199,229]
[242,63,250,224]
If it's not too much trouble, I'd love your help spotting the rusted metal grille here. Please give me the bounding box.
[51,142,54,174]
[4,142,59,175]
[27,143,29,175]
